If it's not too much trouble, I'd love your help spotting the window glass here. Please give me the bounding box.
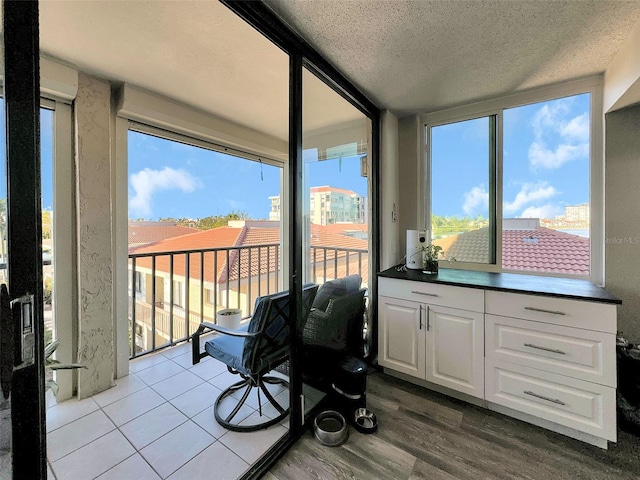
[431,117,492,263]
[503,93,590,275]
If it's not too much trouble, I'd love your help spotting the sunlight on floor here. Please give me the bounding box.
[45,342,289,479]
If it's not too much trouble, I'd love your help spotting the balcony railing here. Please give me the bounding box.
[128,243,367,358]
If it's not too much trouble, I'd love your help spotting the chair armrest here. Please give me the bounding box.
[191,321,259,365]
[197,321,258,338]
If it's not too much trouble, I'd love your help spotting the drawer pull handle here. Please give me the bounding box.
[524,343,566,355]
[524,390,566,406]
[411,290,439,297]
[524,306,566,316]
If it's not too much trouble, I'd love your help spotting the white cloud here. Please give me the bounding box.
[462,185,489,216]
[504,182,558,215]
[129,167,201,216]
[560,112,589,142]
[528,141,589,170]
[528,100,589,170]
[520,204,562,220]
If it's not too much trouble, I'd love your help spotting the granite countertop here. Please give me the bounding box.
[378,267,621,305]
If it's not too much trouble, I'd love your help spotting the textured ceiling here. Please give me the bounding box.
[35,0,640,139]
[264,0,640,115]
[38,0,361,141]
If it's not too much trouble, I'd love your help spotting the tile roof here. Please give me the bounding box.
[129,223,370,285]
[433,227,589,275]
[128,222,199,247]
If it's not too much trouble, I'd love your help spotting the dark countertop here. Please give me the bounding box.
[378,267,621,305]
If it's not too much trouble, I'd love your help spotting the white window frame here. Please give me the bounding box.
[421,76,604,284]
[114,90,289,373]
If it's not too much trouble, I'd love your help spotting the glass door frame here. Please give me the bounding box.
[2,1,47,479]
[222,1,380,477]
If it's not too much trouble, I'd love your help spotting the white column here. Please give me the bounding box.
[75,73,114,398]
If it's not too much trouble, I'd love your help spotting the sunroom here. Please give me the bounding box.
[3,1,640,480]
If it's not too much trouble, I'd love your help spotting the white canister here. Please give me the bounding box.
[216,308,242,329]
[406,229,428,269]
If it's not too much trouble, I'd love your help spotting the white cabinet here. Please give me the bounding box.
[427,305,484,398]
[378,296,425,379]
[377,272,619,448]
[484,290,618,446]
[378,277,485,398]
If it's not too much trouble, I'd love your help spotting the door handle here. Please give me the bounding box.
[426,306,430,331]
[418,304,423,330]
[11,293,35,370]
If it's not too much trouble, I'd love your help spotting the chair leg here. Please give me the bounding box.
[214,375,290,432]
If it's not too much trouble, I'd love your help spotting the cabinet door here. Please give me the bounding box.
[426,305,484,398]
[378,296,426,379]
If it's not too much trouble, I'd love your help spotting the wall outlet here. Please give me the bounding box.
[392,211,398,222]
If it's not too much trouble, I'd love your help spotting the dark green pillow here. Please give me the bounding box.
[312,274,362,311]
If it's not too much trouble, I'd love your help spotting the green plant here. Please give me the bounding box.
[45,338,86,396]
[422,244,443,262]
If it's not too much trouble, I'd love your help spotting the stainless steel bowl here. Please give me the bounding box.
[313,410,348,446]
[353,408,378,434]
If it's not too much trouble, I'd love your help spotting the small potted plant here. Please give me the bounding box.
[422,244,443,274]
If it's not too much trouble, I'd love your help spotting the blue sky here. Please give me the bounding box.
[0,102,54,211]
[7,95,589,225]
[127,131,367,220]
[431,93,590,220]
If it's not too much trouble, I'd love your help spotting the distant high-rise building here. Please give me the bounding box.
[564,203,590,223]
[269,185,366,225]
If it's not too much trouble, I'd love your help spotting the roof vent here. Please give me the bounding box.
[523,236,539,244]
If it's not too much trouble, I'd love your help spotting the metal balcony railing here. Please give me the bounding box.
[128,243,367,358]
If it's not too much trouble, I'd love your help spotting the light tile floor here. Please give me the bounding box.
[46,342,290,480]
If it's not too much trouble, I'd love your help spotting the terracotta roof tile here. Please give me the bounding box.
[130,223,369,285]
[128,222,199,247]
[433,227,589,275]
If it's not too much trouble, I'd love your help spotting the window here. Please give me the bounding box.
[205,288,214,305]
[427,86,598,279]
[430,116,494,264]
[134,271,144,295]
[172,280,184,308]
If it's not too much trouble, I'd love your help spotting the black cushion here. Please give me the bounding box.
[312,274,362,311]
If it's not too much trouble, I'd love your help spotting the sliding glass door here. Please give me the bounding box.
[299,66,372,420]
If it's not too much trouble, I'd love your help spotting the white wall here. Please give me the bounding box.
[605,104,640,342]
[603,19,640,113]
[380,110,400,269]
[398,115,423,260]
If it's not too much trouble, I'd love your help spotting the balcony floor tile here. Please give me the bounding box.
[135,360,185,386]
[140,421,214,478]
[170,382,222,419]
[46,396,99,432]
[129,352,170,374]
[102,387,165,426]
[95,453,161,480]
[150,370,203,400]
[218,412,288,464]
[92,373,147,408]
[166,442,249,480]
[47,410,116,462]
[120,403,188,450]
[51,430,135,480]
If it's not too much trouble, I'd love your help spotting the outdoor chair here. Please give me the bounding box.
[192,283,318,432]
[301,274,367,389]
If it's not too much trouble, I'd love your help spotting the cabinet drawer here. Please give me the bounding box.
[486,315,616,387]
[485,291,616,333]
[486,359,616,441]
[379,277,483,312]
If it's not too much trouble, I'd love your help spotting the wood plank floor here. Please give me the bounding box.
[267,371,640,480]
